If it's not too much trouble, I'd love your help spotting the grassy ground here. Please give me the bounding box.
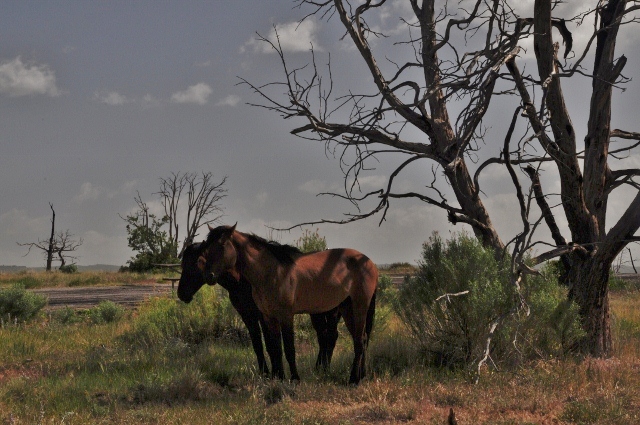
[0,270,172,289]
[1,277,639,424]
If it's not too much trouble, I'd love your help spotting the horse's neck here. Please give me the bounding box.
[232,232,280,283]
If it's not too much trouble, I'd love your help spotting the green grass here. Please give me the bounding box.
[1,282,640,424]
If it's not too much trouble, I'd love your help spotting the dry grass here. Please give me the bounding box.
[0,270,167,289]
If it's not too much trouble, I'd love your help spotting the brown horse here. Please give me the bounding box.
[196,224,378,384]
[178,241,341,379]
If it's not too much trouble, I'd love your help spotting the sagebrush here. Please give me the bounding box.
[394,232,584,369]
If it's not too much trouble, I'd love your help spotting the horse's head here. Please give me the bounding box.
[177,241,216,303]
[198,223,240,285]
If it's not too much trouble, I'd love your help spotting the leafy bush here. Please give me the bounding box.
[377,274,398,303]
[51,306,82,324]
[295,228,327,253]
[123,286,246,347]
[0,284,47,323]
[89,301,125,324]
[14,275,42,289]
[515,264,585,358]
[67,275,102,287]
[59,264,78,274]
[394,232,583,370]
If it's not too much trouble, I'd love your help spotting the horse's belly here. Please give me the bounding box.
[292,283,348,314]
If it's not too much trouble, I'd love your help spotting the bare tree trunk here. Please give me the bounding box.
[568,256,613,356]
[46,203,55,272]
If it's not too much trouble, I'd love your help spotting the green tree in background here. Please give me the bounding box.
[122,172,227,271]
[122,193,177,272]
[295,228,327,253]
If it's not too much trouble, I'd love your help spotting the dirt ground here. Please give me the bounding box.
[32,282,174,310]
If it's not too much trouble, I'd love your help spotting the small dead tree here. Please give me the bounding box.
[243,0,640,357]
[18,203,83,270]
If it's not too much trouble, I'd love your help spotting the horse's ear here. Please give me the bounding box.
[208,224,214,231]
[219,223,236,242]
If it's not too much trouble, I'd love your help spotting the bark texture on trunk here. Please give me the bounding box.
[568,255,613,356]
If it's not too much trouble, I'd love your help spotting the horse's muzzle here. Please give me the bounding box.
[205,273,217,286]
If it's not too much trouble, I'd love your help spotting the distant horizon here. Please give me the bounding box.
[2,263,639,276]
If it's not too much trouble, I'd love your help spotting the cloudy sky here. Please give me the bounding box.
[1,1,639,268]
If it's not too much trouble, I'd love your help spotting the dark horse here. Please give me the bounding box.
[178,241,341,379]
[183,224,378,384]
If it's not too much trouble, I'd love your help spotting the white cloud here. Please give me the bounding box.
[75,182,103,202]
[354,175,387,189]
[75,181,137,203]
[244,19,322,54]
[298,179,343,194]
[0,57,60,97]
[216,94,241,107]
[299,179,329,194]
[171,82,212,105]
[93,90,130,105]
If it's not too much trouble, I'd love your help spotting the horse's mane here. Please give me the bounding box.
[205,225,302,265]
[246,233,302,265]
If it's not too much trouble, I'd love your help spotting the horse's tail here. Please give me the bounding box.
[365,290,376,343]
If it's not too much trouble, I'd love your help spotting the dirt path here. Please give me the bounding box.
[32,284,174,310]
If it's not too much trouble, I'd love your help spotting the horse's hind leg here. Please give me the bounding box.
[340,298,368,385]
[281,317,300,381]
[311,308,340,371]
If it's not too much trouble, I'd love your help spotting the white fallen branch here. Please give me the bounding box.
[435,290,470,303]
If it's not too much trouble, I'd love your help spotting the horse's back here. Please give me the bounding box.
[291,248,377,313]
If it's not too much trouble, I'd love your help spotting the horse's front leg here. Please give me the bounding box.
[281,316,300,381]
[230,294,269,375]
[245,315,269,375]
[264,316,285,380]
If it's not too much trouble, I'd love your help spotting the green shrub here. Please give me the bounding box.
[394,232,513,367]
[14,275,41,289]
[377,274,397,303]
[0,284,48,323]
[59,264,78,274]
[515,263,585,358]
[88,301,125,324]
[295,228,327,253]
[394,232,583,370]
[67,275,102,287]
[123,286,245,347]
[51,306,82,324]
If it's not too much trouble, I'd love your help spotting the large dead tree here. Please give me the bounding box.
[243,0,640,356]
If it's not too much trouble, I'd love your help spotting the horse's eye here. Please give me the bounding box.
[197,256,207,271]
